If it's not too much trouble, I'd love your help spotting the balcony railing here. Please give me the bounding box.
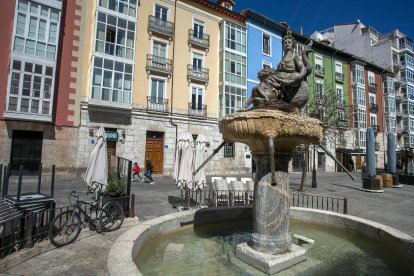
[368,83,377,93]
[371,125,380,133]
[337,119,348,128]
[187,65,209,83]
[147,96,169,113]
[146,54,172,77]
[188,102,207,118]
[335,72,344,82]
[355,140,366,148]
[148,15,174,38]
[315,65,324,76]
[188,29,210,50]
[375,142,380,151]
[336,100,344,109]
[370,103,378,113]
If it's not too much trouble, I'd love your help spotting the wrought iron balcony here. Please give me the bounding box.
[371,125,380,133]
[148,15,174,38]
[187,65,209,84]
[335,72,344,82]
[188,29,210,50]
[336,100,345,109]
[370,103,378,113]
[337,119,348,129]
[188,102,207,118]
[315,65,324,76]
[368,83,377,93]
[147,96,169,113]
[146,54,172,77]
[315,95,324,106]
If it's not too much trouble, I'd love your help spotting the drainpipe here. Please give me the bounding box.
[381,70,387,170]
[331,50,338,171]
[170,0,178,159]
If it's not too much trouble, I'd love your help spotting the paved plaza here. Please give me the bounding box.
[2,171,414,275]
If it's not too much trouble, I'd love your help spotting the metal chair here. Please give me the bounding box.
[225,177,238,184]
[214,180,229,206]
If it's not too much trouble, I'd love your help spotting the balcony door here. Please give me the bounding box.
[192,52,204,79]
[193,19,204,39]
[150,78,166,111]
[191,86,203,110]
[152,41,166,70]
[155,4,168,21]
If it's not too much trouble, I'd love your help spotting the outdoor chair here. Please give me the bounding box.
[225,177,238,184]
[230,181,246,205]
[246,180,254,204]
[213,180,230,206]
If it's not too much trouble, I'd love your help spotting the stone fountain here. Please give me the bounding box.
[220,28,323,274]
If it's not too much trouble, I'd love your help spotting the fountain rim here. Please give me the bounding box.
[107,206,414,276]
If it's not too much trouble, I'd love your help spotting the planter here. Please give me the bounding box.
[102,195,129,214]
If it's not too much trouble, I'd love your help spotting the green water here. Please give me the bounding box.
[135,220,413,275]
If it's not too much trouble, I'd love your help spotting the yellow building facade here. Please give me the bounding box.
[72,0,250,176]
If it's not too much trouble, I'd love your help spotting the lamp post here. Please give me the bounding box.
[312,144,317,188]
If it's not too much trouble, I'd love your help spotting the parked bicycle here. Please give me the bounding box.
[48,184,124,247]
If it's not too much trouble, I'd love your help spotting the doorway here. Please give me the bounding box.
[10,130,43,175]
[145,131,164,174]
[318,152,326,171]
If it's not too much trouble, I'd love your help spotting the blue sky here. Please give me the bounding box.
[234,0,414,40]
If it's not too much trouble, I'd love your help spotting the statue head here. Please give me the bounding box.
[283,27,295,51]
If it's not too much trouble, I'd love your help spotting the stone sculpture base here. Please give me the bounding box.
[236,242,306,275]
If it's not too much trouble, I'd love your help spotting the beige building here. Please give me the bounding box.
[75,0,250,176]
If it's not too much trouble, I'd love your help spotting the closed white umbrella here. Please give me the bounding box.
[84,127,108,191]
[193,134,208,190]
[174,132,194,190]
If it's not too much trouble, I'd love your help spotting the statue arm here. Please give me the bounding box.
[294,55,307,79]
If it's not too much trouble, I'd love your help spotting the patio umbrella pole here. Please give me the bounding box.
[318,144,355,181]
[193,141,227,176]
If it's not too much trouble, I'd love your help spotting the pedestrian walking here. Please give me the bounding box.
[144,155,154,184]
[132,162,143,182]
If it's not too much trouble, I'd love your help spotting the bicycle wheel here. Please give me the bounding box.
[99,201,124,232]
[49,210,81,247]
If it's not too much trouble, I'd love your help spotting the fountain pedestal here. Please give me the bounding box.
[221,109,322,274]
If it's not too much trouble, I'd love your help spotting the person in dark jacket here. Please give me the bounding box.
[144,155,154,184]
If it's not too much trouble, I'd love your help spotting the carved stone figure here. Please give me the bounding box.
[243,27,313,111]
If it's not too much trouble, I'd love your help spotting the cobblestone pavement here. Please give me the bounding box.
[2,172,413,275]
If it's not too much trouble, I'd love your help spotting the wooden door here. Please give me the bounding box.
[356,156,362,171]
[145,138,164,174]
[107,141,116,171]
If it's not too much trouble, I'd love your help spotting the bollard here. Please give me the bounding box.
[130,194,135,218]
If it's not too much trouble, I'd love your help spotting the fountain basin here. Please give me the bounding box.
[108,207,414,275]
[220,109,323,153]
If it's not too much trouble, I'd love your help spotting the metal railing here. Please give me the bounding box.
[187,65,209,83]
[0,195,133,258]
[147,96,169,113]
[146,54,172,74]
[315,65,324,75]
[188,29,210,49]
[370,103,378,113]
[335,72,344,82]
[369,83,377,93]
[290,192,347,214]
[371,124,380,133]
[180,189,347,214]
[148,15,174,37]
[188,102,207,118]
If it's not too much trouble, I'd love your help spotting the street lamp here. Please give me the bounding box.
[312,144,317,188]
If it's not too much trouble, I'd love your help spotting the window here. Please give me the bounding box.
[316,82,323,99]
[223,85,246,115]
[338,110,345,121]
[262,33,271,55]
[13,0,60,60]
[224,51,246,85]
[385,96,396,113]
[356,86,365,106]
[7,60,54,116]
[354,65,365,85]
[335,62,342,74]
[152,41,167,69]
[190,86,203,110]
[95,12,135,59]
[405,54,414,68]
[150,78,165,103]
[155,4,168,21]
[408,85,414,100]
[386,77,395,94]
[355,130,366,148]
[386,116,397,133]
[192,52,203,71]
[98,0,137,17]
[406,69,414,83]
[371,115,377,126]
[368,72,375,85]
[336,87,343,106]
[193,19,204,39]
[225,21,246,53]
[223,142,234,157]
[91,56,132,104]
